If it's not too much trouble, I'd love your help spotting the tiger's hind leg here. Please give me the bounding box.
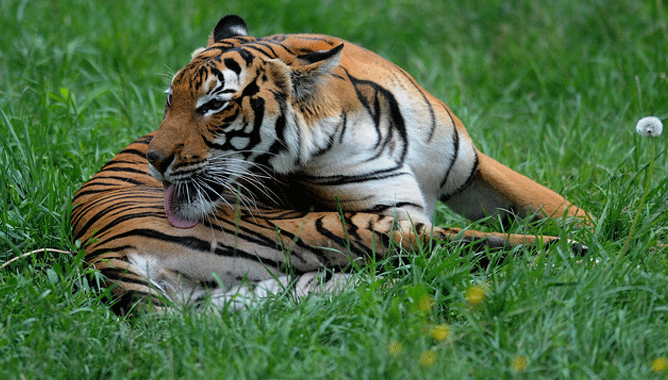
[437,151,590,253]
[442,152,590,225]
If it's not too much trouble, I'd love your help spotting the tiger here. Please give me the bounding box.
[71,15,590,314]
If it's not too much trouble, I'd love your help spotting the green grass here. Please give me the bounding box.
[1,0,667,378]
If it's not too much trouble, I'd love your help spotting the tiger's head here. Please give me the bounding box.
[146,15,344,228]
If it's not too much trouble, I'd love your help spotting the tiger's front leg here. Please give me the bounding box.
[345,213,578,252]
[270,191,577,256]
[285,163,583,253]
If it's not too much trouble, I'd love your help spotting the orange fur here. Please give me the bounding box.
[71,16,590,312]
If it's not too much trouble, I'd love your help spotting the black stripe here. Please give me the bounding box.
[297,44,343,64]
[74,202,163,242]
[343,68,409,164]
[439,115,460,189]
[74,175,147,193]
[72,180,155,204]
[101,267,150,286]
[393,66,437,143]
[97,167,148,176]
[85,244,136,261]
[73,191,163,233]
[245,44,279,59]
[224,58,241,75]
[337,111,347,144]
[238,48,255,66]
[439,152,479,202]
[295,169,410,186]
[315,217,368,260]
[362,202,424,214]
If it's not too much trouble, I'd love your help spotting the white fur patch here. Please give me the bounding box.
[127,253,168,294]
[229,25,248,37]
[191,47,206,60]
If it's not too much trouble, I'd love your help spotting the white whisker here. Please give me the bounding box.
[166,147,287,226]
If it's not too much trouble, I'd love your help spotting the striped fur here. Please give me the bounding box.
[71,15,589,313]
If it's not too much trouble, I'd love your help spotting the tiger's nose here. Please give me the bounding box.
[146,149,175,175]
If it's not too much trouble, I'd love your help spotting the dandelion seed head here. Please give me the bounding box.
[635,116,663,138]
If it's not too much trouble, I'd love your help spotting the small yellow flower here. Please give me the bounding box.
[430,324,450,341]
[418,294,435,312]
[466,284,486,305]
[511,355,528,372]
[388,340,403,356]
[419,350,436,367]
[651,357,668,373]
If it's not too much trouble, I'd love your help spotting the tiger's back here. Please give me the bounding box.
[273,31,480,220]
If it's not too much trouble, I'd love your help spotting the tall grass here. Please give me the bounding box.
[1,0,667,378]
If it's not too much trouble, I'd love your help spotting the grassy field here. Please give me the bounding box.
[1,0,667,378]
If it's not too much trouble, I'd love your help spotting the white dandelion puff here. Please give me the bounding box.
[635,116,663,137]
[619,115,661,258]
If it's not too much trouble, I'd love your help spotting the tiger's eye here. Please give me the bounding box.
[210,99,226,109]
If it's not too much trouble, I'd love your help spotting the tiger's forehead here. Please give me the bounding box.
[169,55,245,96]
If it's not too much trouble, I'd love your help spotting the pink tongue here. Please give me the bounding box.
[164,184,198,229]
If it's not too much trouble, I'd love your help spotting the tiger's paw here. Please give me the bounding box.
[545,238,589,256]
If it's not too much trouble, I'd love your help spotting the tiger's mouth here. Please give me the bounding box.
[159,160,270,228]
[164,183,199,229]
[162,179,231,229]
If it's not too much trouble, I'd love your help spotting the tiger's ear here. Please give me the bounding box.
[207,15,248,46]
[289,44,344,101]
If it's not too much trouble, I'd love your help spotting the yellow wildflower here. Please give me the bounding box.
[430,324,450,341]
[651,357,668,373]
[511,355,528,372]
[388,340,403,356]
[418,294,435,312]
[420,350,436,367]
[466,284,486,305]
